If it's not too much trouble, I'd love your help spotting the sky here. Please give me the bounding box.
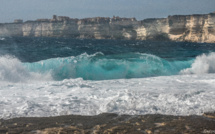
[0,0,215,23]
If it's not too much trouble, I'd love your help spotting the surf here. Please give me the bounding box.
[0,38,215,119]
[1,52,215,82]
[180,52,215,74]
[23,52,193,80]
[0,55,52,83]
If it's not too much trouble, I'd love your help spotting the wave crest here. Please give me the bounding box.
[180,52,215,74]
[4,52,212,82]
[24,53,191,80]
[0,55,52,83]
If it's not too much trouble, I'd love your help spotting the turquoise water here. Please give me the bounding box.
[1,37,215,118]
[0,37,215,80]
[24,53,193,80]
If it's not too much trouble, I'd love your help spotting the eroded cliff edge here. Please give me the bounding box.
[0,12,215,43]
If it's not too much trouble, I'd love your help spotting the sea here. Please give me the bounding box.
[0,37,215,119]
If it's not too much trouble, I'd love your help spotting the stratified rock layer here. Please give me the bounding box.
[0,12,215,43]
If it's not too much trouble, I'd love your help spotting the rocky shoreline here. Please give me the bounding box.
[0,112,214,134]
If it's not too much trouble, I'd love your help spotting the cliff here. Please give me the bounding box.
[0,12,215,43]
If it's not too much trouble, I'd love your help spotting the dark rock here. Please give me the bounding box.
[0,113,214,133]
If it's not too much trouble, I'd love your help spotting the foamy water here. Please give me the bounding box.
[0,38,215,119]
[0,53,215,119]
[0,74,215,119]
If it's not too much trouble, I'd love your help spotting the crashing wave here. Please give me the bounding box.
[0,55,52,83]
[2,52,215,82]
[24,52,192,80]
[180,52,215,74]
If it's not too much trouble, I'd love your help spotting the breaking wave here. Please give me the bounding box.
[0,55,52,82]
[1,52,215,82]
[180,52,215,74]
[24,52,192,80]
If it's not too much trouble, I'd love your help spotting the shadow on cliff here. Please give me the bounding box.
[146,33,171,41]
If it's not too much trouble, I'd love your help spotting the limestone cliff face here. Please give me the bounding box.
[76,18,138,40]
[0,13,215,43]
[22,20,79,37]
[136,18,169,40]
[0,23,23,36]
[135,13,215,43]
[167,13,215,43]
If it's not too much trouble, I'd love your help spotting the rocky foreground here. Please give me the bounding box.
[0,112,215,134]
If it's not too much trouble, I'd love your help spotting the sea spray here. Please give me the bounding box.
[0,55,52,82]
[180,52,215,74]
[0,37,215,119]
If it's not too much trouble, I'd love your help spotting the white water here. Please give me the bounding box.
[0,74,215,119]
[181,53,215,74]
[0,55,52,82]
[0,53,215,119]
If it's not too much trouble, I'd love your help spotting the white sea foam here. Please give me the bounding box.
[0,53,215,119]
[0,74,215,119]
[180,52,215,74]
[0,55,52,82]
